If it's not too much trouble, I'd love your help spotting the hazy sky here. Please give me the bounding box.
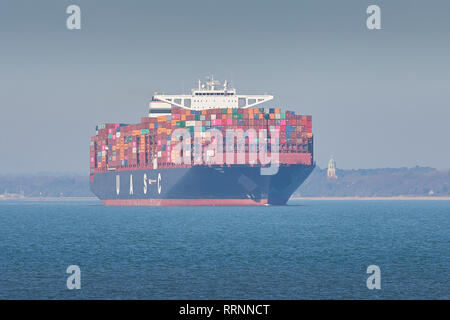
[1,0,449,174]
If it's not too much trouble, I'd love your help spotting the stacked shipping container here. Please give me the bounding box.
[90,108,313,173]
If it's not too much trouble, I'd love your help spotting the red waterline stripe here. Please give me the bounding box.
[102,198,268,206]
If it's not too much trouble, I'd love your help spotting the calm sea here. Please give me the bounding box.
[0,200,448,299]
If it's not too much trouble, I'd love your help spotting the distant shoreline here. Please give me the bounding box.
[291,196,450,201]
[1,196,449,202]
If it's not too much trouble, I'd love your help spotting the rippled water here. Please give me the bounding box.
[0,200,448,299]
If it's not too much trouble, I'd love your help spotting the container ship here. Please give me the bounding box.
[90,78,314,206]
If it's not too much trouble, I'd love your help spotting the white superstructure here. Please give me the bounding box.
[148,77,273,117]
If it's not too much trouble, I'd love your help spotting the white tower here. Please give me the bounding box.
[327,156,337,179]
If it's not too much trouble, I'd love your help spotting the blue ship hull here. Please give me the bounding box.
[90,164,314,206]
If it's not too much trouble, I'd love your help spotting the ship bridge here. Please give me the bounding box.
[149,77,273,117]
